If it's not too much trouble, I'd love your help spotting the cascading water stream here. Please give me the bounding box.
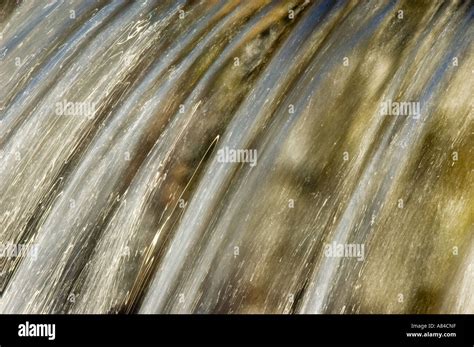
[0,0,472,314]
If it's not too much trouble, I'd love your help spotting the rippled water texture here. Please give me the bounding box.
[0,0,472,314]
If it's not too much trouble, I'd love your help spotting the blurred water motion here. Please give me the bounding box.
[0,0,472,314]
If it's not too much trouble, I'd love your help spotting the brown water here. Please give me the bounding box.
[0,0,472,314]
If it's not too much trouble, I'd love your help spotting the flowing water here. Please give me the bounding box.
[0,0,472,314]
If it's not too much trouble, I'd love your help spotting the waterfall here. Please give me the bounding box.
[0,0,472,314]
